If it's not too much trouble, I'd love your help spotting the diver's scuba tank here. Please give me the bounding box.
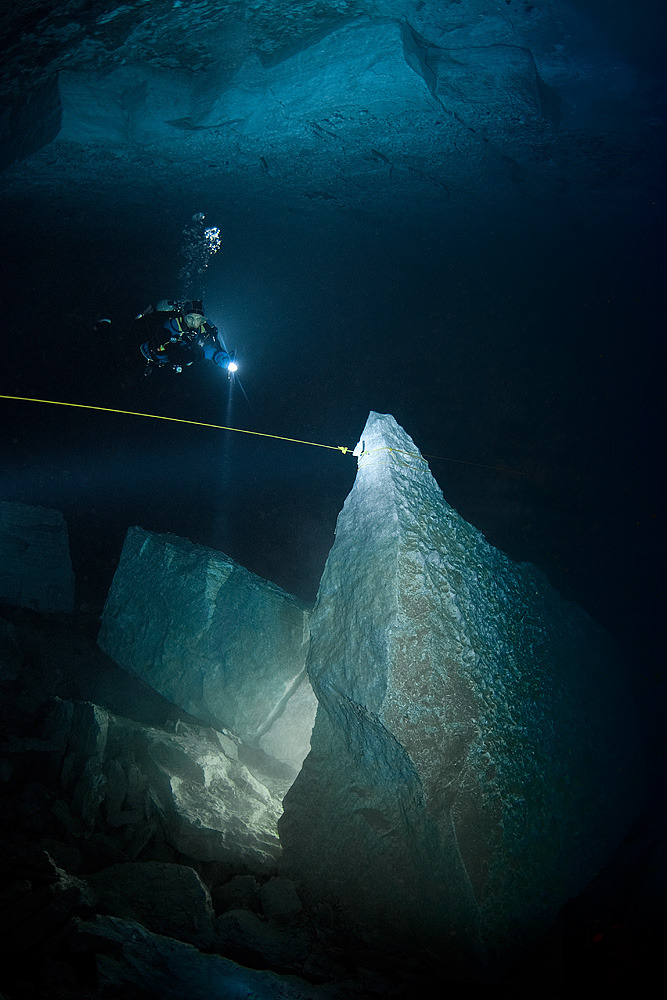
[137,298,183,374]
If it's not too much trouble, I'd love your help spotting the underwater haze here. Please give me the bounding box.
[1,1,666,992]
[0,0,664,776]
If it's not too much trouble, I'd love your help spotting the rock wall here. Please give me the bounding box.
[0,500,75,613]
[98,528,316,773]
[279,411,646,977]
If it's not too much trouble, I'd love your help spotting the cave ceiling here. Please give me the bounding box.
[1,0,663,228]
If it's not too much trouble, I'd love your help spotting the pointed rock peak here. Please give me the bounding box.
[281,411,645,979]
[354,410,427,471]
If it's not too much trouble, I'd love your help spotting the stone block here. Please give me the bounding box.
[211,874,262,915]
[98,528,315,769]
[88,861,215,949]
[0,501,74,613]
[279,411,646,978]
[55,698,282,872]
[260,876,303,925]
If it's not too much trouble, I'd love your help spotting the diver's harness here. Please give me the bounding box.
[141,308,235,376]
[159,316,203,371]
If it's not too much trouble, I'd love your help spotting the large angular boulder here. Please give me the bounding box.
[69,914,327,1000]
[98,528,316,773]
[46,698,282,873]
[0,501,74,613]
[88,861,215,949]
[279,412,646,978]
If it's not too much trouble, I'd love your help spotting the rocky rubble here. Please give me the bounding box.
[45,696,283,870]
[0,605,383,999]
[0,450,657,996]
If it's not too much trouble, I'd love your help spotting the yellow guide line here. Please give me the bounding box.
[1,394,524,475]
[0,395,352,455]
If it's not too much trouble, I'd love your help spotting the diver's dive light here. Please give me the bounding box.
[227,361,238,373]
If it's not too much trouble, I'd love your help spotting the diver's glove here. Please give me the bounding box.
[213,349,233,370]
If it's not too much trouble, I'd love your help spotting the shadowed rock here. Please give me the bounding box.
[0,617,21,681]
[279,411,646,978]
[70,914,329,1000]
[88,861,215,949]
[0,501,74,614]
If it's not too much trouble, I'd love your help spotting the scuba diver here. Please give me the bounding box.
[138,299,236,375]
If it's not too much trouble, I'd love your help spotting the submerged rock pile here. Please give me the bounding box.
[0,608,361,999]
[0,408,651,995]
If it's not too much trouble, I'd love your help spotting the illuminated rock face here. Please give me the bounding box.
[280,411,645,977]
[1,3,658,227]
[0,500,74,613]
[98,528,315,775]
[45,697,282,873]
